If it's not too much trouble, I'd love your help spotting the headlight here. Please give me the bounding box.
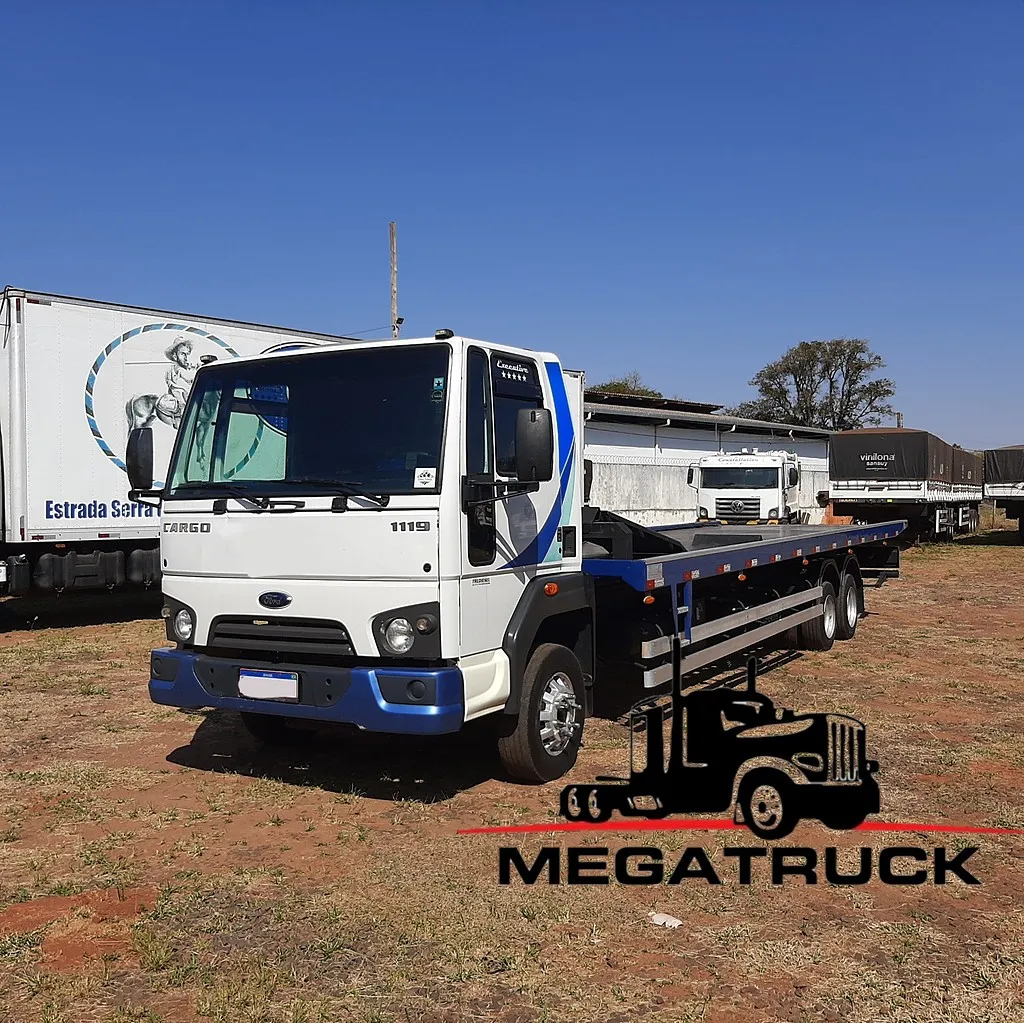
[384,617,415,653]
[768,507,779,519]
[173,608,194,642]
[698,507,709,518]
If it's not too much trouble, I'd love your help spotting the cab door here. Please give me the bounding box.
[459,347,568,657]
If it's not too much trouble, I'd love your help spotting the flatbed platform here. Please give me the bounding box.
[583,518,907,592]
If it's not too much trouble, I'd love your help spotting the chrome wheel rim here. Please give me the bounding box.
[749,783,784,830]
[538,672,580,755]
[823,594,837,639]
[845,586,858,628]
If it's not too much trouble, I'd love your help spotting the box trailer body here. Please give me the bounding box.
[0,288,344,596]
[984,445,1024,538]
[829,428,981,541]
[133,333,904,795]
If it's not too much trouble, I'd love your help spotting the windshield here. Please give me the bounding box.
[701,467,779,490]
[166,343,450,497]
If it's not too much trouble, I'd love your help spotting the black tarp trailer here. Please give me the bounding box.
[828,429,981,543]
[984,446,1024,539]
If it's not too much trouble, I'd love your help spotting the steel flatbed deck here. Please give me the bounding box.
[583,519,907,592]
[582,518,907,689]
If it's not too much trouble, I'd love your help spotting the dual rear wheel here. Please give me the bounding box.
[797,567,861,651]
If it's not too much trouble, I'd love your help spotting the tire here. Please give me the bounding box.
[797,579,838,652]
[836,572,860,641]
[239,711,305,747]
[498,643,586,783]
[738,771,798,841]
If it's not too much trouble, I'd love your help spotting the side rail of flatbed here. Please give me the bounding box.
[583,520,906,690]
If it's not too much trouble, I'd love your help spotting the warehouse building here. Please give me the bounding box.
[582,389,833,526]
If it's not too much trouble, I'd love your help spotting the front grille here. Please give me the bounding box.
[827,717,862,781]
[715,497,761,520]
[207,616,355,659]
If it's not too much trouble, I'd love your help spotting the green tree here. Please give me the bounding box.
[730,339,895,430]
[590,371,663,398]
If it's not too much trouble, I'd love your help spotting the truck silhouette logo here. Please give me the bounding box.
[559,659,880,841]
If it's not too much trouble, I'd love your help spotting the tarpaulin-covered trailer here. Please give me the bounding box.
[829,429,981,541]
[984,445,1024,539]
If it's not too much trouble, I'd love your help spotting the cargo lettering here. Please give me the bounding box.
[44,500,159,519]
[162,522,211,533]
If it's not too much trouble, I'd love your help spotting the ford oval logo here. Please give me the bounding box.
[258,591,291,610]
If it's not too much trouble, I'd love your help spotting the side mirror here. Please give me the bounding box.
[126,427,155,491]
[686,465,696,487]
[583,458,593,504]
[515,407,554,482]
[788,467,799,488]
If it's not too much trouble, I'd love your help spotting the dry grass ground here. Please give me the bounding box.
[0,531,1023,1022]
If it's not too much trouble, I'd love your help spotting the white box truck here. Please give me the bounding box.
[0,287,345,597]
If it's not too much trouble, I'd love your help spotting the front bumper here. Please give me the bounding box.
[149,648,465,735]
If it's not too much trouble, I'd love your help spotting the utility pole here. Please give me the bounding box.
[390,221,399,338]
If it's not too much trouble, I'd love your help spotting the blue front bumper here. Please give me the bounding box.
[149,648,465,735]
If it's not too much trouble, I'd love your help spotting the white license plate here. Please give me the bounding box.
[238,669,299,702]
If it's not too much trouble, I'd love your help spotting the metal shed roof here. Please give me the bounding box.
[582,399,832,439]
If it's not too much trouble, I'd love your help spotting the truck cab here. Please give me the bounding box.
[130,332,592,783]
[688,449,800,524]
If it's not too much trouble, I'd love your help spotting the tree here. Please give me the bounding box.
[590,371,663,398]
[729,339,895,430]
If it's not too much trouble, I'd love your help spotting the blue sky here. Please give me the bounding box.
[2,1,1021,447]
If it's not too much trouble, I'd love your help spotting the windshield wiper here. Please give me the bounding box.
[179,483,272,509]
[285,477,391,507]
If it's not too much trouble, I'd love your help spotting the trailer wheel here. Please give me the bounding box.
[797,579,838,651]
[498,643,586,783]
[836,573,861,641]
[239,711,305,747]
[738,771,798,841]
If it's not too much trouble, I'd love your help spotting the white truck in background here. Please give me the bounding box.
[0,288,346,598]
[688,449,805,524]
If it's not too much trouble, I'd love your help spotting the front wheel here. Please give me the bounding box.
[738,771,798,840]
[498,643,586,783]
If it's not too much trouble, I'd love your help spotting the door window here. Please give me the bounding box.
[490,354,543,478]
[466,348,495,566]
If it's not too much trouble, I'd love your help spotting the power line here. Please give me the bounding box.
[337,323,393,338]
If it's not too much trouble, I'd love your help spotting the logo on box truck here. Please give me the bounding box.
[84,323,241,486]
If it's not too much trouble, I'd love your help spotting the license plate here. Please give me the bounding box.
[238,669,299,702]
